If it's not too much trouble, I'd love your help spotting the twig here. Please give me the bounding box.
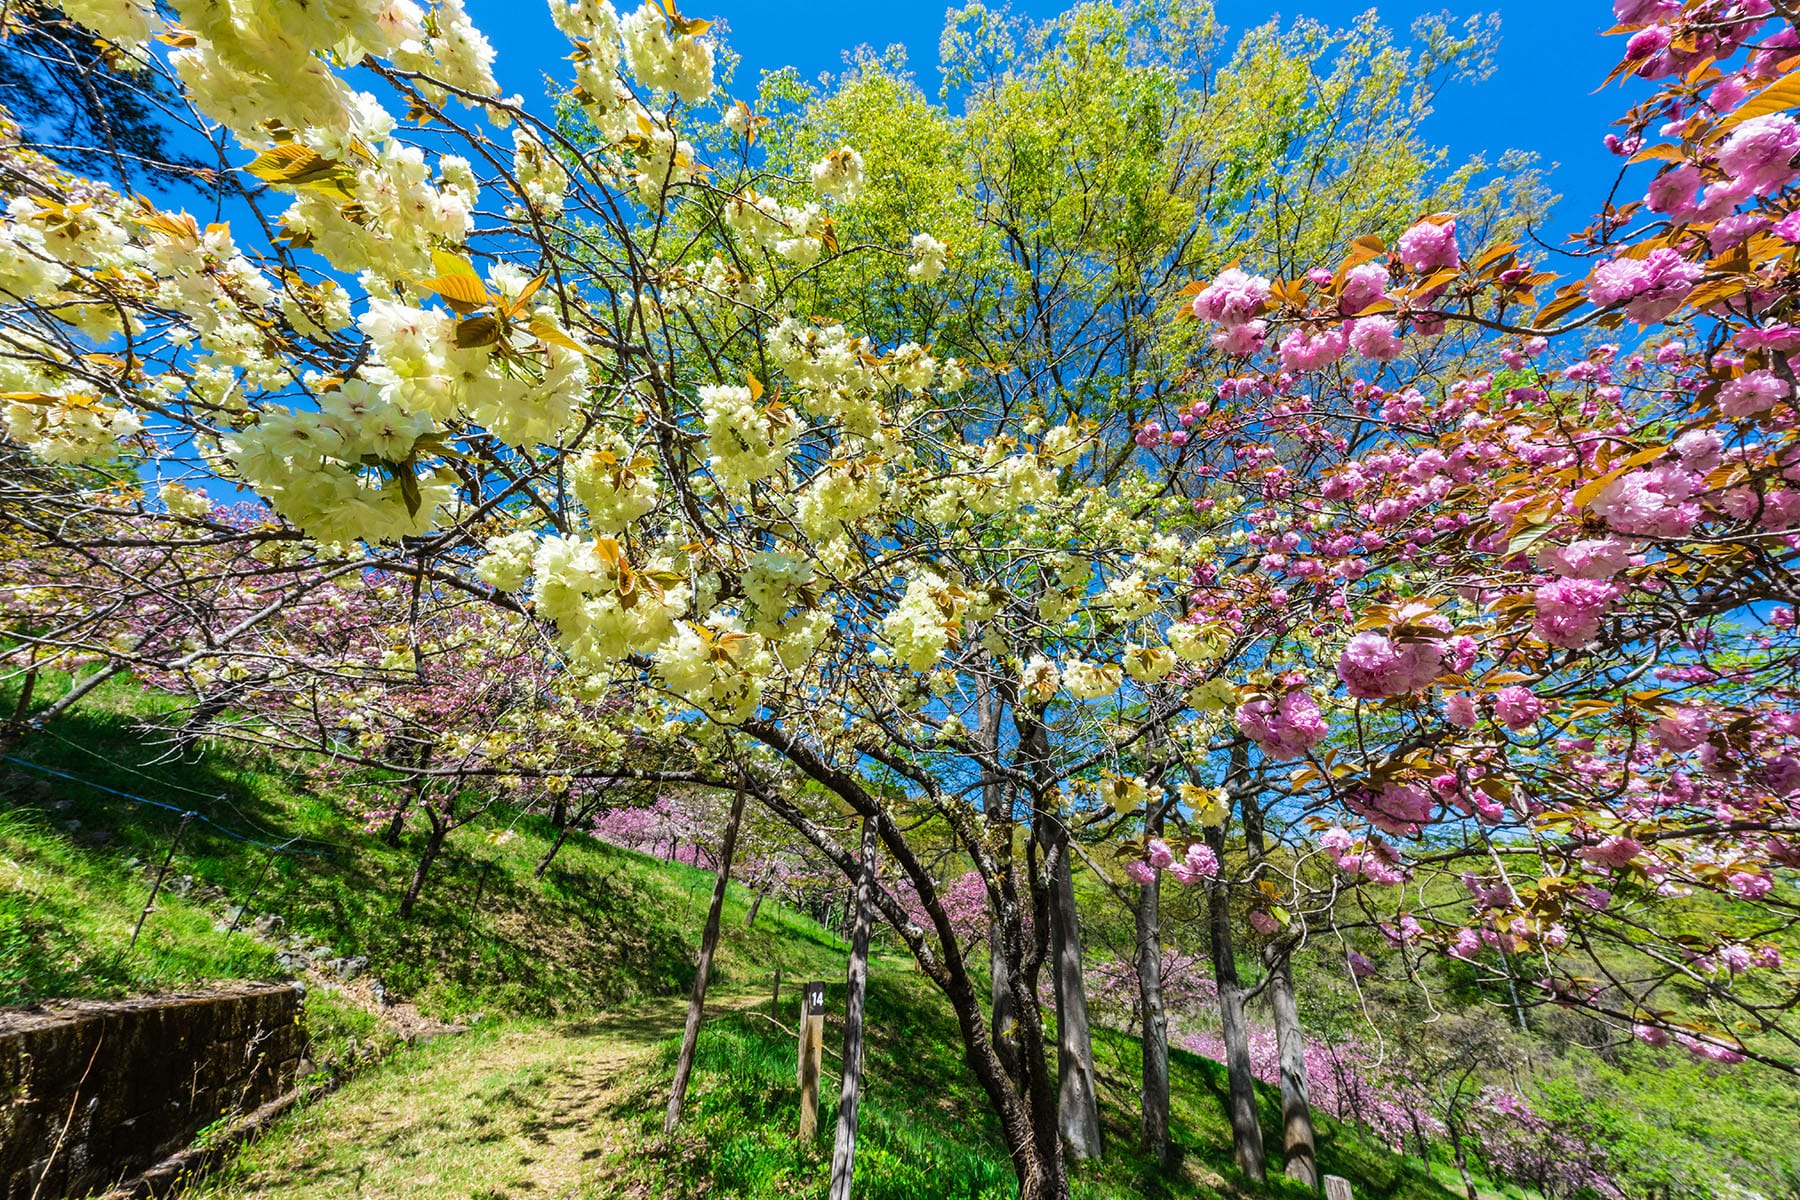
[29,1029,104,1200]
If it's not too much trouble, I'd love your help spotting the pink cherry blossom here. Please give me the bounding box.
[1719,368,1790,418]
[1212,318,1267,355]
[1588,248,1703,325]
[1236,689,1329,760]
[1348,315,1402,361]
[1192,267,1272,327]
[1533,577,1621,647]
[1654,707,1710,752]
[1578,834,1644,870]
[1718,113,1800,195]
[1168,841,1219,883]
[1337,631,1443,699]
[1536,537,1630,580]
[1278,325,1349,373]
[1493,685,1546,730]
[1644,164,1703,216]
[1340,261,1391,313]
[1396,219,1459,273]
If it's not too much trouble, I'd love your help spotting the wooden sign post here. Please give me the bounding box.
[1324,1174,1355,1200]
[798,981,826,1141]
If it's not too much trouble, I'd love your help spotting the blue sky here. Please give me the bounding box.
[468,0,1630,250]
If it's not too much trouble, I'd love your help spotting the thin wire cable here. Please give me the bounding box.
[3,755,346,857]
[34,725,342,849]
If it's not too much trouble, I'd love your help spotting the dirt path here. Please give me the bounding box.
[189,992,760,1200]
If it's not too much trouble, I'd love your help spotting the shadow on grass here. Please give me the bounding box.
[2,701,844,1017]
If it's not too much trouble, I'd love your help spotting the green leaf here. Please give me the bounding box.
[419,274,491,309]
[395,468,422,518]
[1506,521,1554,556]
[454,315,502,349]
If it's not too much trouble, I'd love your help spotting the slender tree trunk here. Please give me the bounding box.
[1205,825,1266,1181]
[0,664,36,757]
[1451,1130,1477,1200]
[980,676,1020,1082]
[1268,951,1317,1186]
[1010,710,1077,1189]
[664,777,747,1133]
[828,817,878,1200]
[1408,1106,1431,1162]
[535,824,573,878]
[1135,855,1172,1167]
[1047,822,1102,1162]
[1136,796,1172,1169]
[745,867,776,929]
[385,744,432,847]
[1241,789,1319,1187]
[173,688,231,755]
[399,811,446,920]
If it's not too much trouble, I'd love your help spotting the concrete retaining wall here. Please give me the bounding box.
[0,984,304,1199]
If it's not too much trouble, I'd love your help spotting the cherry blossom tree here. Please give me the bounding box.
[1172,0,1800,1080]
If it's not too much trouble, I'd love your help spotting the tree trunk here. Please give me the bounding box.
[664,777,747,1134]
[0,662,37,755]
[828,816,878,1200]
[385,745,432,847]
[1206,825,1266,1181]
[745,867,776,929]
[1047,823,1102,1162]
[535,823,573,878]
[173,688,230,755]
[1453,1137,1478,1200]
[1136,807,1172,1168]
[1241,788,1319,1187]
[981,672,1020,1083]
[399,812,446,920]
[1268,950,1318,1187]
[1408,1107,1431,1162]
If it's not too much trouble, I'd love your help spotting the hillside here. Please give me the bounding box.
[1,690,846,1021]
[3,694,1477,1200]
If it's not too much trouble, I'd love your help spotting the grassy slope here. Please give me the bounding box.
[1,689,844,1018]
[3,688,1470,1200]
[607,968,1468,1200]
[191,964,1470,1200]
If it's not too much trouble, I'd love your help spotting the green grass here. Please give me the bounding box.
[186,1008,691,1200]
[0,805,279,1000]
[11,678,1752,1200]
[1,681,845,1019]
[600,968,1468,1200]
[193,965,1478,1200]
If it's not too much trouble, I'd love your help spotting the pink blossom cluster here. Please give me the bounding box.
[1192,267,1271,355]
[1586,248,1702,324]
[1395,218,1459,273]
[1133,838,1220,884]
[1337,631,1443,699]
[1532,577,1621,648]
[1235,689,1329,760]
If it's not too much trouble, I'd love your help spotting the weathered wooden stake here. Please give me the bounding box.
[771,962,782,1016]
[1324,1174,1355,1200]
[130,811,194,951]
[797,980,826,1141]
[827,816,878,1200]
